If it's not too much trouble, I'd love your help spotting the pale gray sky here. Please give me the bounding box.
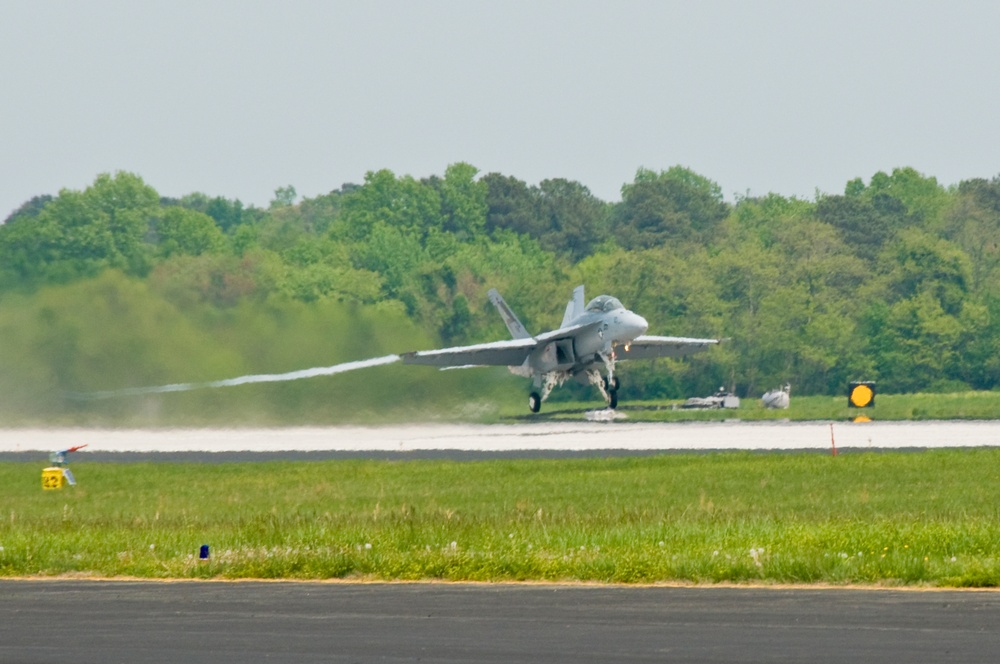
[3,1,999,218]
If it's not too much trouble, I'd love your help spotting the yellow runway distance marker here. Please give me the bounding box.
[848,382,876,408]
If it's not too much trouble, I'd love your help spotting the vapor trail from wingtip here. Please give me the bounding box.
[72,354,402,400]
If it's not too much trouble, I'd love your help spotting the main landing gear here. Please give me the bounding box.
[605,376,619,409]
[527,352,624,413]
[589,370,619,409]
[527,372,622,413]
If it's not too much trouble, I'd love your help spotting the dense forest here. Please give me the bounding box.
[2,164,999,423]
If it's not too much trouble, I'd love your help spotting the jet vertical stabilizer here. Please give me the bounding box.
[487,289,531,339]
[561,285,585,328]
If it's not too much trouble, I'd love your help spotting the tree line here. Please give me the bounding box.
[2,163,999,420]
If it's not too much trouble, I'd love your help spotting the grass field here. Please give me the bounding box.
[4,449,1000,586]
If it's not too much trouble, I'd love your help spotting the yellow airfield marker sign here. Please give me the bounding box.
[848,382,876,409]
[41,466,75,489]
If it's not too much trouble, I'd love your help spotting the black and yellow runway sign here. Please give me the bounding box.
[848,381,876,408]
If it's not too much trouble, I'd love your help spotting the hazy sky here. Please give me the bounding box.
[3,1,999,218]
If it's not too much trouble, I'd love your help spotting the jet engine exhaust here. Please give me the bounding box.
[72,354,402,400]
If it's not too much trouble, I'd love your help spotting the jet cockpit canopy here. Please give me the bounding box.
[585,295,624,313]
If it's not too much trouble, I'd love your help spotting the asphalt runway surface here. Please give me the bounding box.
[3,581,999,663]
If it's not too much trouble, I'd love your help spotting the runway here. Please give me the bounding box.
[4,421,999,661]
[3,581,999,663]
[1,420,999,456]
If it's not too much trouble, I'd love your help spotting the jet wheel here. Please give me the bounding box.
[608,389,618,409]
[528,392,542,413]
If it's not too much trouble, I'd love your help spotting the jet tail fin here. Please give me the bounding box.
[487,289,531,339]
[560,285,585,328]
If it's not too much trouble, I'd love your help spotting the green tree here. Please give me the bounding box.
[856,167,950,228]
[536,178,609,260]
[944,177,1000,290]
[3,194,53,225]
[270,185,298,208]
[352,221,428,313]
[172,193,257,234]
[731,193,815,249]
[278,236,383,304]
[434,162,487,240]
[884,229,972,315]
[440,292,472,344]
[333,169,441,241]
[815,192,915,262]
[149,250,283,309]
[861,293,966,393]
[483,174,610,260]
[0,172,159,289]
[483,173,542,238]
[154,207,226,258]
[84,172,160,271]
[613,166,729,249]
[956,293,1000,390]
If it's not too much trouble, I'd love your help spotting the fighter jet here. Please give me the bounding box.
[402,286,721,413]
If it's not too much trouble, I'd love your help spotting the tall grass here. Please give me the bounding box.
[4,449,1000,585]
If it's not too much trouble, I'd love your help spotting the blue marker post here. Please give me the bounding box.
[199,544,210,562]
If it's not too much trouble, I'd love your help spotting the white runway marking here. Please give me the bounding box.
[0,421,998,453]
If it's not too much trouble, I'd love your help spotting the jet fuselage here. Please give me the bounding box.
[515,296,648,377]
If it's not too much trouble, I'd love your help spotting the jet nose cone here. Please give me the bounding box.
[623,311,648,338]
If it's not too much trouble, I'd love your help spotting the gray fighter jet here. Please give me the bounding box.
[402,286,721,413]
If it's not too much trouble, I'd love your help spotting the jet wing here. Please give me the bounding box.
[401,321,603,368]
[617,335,722,360]
[533,321,601,344]
[401,338,537,368]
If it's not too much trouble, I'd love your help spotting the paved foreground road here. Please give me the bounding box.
[2,581,999,663]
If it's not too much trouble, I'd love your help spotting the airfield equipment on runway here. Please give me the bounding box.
[761,384,791,409]
[681,387,740,409]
